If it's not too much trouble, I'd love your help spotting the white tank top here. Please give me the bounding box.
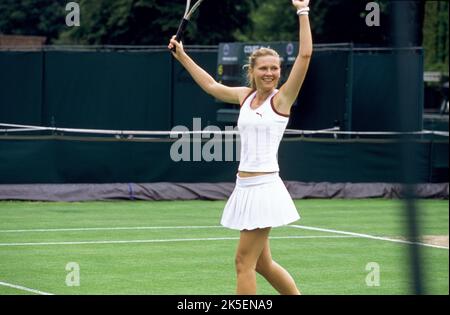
[237,89,290,172]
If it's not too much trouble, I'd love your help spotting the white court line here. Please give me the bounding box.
[0,225,223,233]
[290,225,449,250]
[1,224,447,249]
[0,281,54,295]
[0,235,356,247]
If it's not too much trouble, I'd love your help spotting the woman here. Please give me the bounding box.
[168,0,312,295]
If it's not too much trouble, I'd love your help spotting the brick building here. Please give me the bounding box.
[0,35,46,49]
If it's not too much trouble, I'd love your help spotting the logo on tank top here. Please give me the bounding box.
[256,112,263,118]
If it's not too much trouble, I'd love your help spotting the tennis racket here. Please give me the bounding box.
[171,0,206,52]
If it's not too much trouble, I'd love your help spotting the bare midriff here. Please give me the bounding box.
[238,171,276,178]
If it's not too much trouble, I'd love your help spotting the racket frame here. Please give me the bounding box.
[172,0,205,50]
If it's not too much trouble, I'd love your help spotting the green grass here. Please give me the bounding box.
[0,199,448,295]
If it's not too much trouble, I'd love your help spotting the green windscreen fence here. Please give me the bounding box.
[0,50,219,131]
[0,47,447,184]
[0,52,43,126]
[0,136,446,184]
[215,43,424,132]
[292,47,424,132]
[289,50,351,131]
[172,51,219,128]
[0,46,425,132]
[352,50,424,131]
[43,51,172,130]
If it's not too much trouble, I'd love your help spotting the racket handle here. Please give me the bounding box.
[171,18,189,52]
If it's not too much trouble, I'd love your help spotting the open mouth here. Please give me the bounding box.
[262,77,274,83]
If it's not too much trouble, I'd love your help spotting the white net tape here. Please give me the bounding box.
[0,123,448,138]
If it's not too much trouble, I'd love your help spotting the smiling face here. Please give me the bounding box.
[246,48,282,92]
[252,55,281,92]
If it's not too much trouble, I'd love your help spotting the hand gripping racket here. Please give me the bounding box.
[171,0,206,52]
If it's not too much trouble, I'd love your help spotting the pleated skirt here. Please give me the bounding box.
[221,172,300,231]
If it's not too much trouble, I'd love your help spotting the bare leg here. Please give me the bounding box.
[235,228,271,295]
[255,239,300,295]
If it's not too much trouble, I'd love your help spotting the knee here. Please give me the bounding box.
[235,253,255,274]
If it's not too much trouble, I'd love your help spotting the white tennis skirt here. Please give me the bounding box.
[221,172,300,231]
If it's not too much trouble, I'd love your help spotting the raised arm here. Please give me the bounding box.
[168,37,251,105]
[274,0,313,115]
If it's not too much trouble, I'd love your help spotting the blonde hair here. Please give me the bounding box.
[244,48,281,90]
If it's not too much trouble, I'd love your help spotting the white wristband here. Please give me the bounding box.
[297,7,310,16]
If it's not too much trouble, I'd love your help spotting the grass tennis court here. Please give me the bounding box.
[0,199,448,295]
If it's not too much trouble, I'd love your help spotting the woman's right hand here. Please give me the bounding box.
[168,36,185,60]
[292,0,309,10]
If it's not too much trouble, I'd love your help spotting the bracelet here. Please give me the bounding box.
[297,7,309,15]
[297,7,310,16]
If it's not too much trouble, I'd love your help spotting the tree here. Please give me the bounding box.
[57,0,180,44]
[423,1,449,72]
[235,0,426,47]
[191,0,256,44]
[57,0,255,45]
[0,0,254,45]
[0,0,67,43]
[0,0,441,53]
